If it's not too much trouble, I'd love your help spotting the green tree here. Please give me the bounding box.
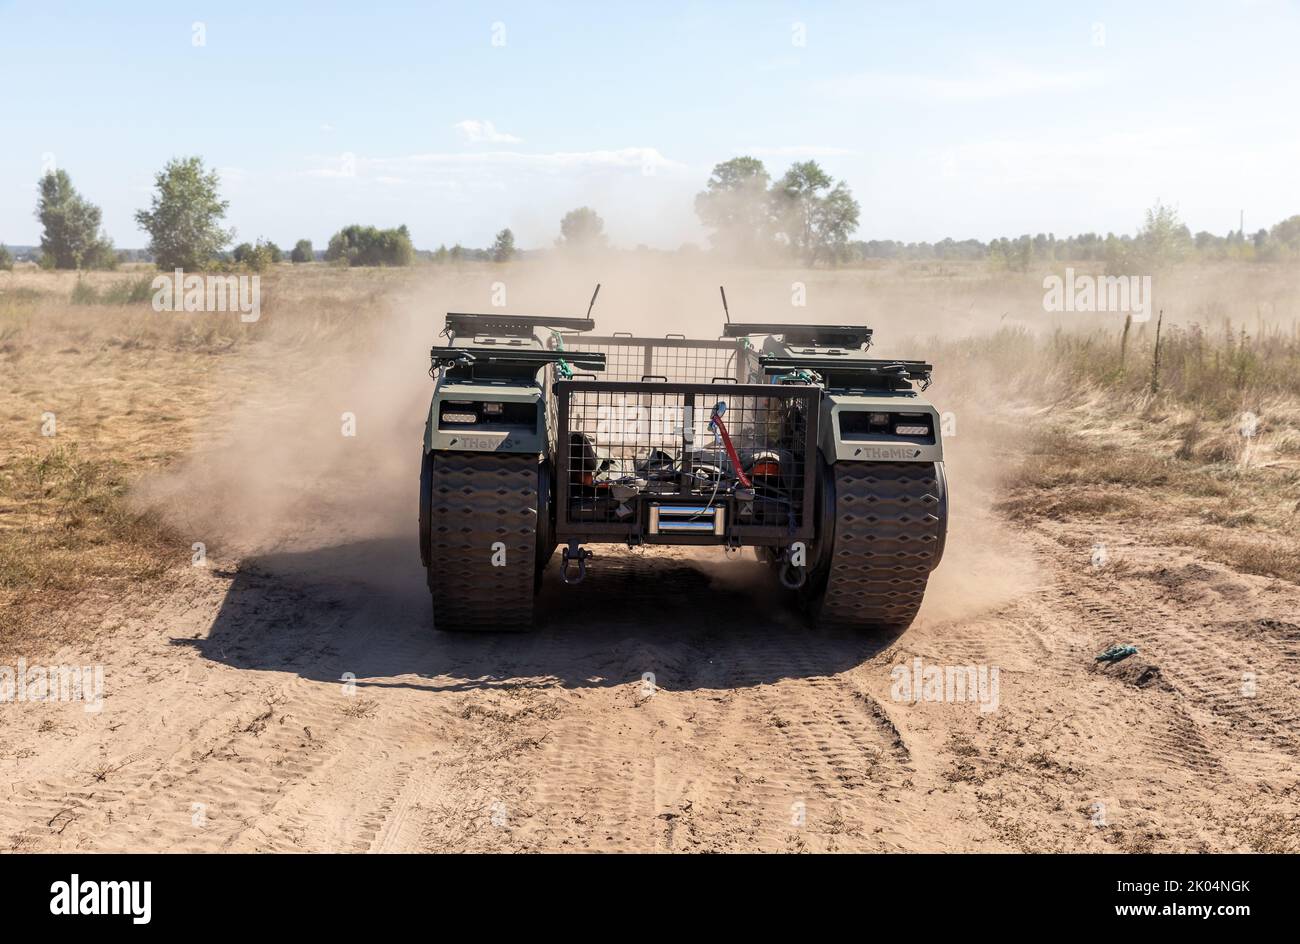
[771,161,831,262]
[492,227,516,262]
[769,161,860,264]
[134,157,233,270]
[694,156,773,258]
[1136,201,1192,267]
[0,244,13,271]
[35,169,115,269]
[557,207,607,251]
[811,182,861,264]
[324,224,414,266]
[291,239,314,263]
[265,241,283,263]
[1269,214,1300,251]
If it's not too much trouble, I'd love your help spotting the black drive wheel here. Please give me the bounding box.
[805,460,948,632]
[423,450,540,632]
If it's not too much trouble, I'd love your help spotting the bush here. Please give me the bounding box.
[70,278,98,305]
[290,239,313,263]
[324,224,414,267]
[0,245,12,271]
[231,239,274,272]
[100,276,155,304]
[70,275,155,306]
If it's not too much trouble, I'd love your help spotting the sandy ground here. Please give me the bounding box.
[3,262,1298,852]
[3,498,1298,852]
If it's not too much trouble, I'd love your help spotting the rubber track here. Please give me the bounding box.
[428,451,538,632]
[815,462,946,631]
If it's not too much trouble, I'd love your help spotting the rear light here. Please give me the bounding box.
[894,424,930,436]
[441,412,478,424]
[752,459,780,477]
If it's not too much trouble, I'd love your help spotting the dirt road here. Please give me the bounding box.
[3,267,1297,852]
[4,503,1297,852]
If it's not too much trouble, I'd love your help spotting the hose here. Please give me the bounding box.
[709,403,751,488]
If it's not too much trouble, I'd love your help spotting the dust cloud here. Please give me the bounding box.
[134,253,1040,617]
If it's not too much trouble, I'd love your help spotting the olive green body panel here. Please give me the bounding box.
[752,329,943,464]
[423,380,546,456]
[820,391,944,464]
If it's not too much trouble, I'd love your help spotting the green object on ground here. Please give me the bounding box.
[1096,644,1138,663]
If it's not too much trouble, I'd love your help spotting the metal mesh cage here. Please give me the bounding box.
[563,335,749,384]
[555,380,818,543]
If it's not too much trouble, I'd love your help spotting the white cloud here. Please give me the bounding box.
[454,119,523,144]
[320,122,335,133]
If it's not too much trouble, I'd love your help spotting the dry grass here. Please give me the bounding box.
[999,420,1300,580]
[0,444,174,654]
[0,262,416,656]
[929,263,1300,582]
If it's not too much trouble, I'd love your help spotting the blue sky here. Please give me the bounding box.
[2,0,1298,249]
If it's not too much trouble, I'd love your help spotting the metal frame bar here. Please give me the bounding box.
[761,355,931,375]
[723,323,874,347]
[579,334,743,349]
[445,312,596,338]
[563,335,756,386]
[432,347,607,370]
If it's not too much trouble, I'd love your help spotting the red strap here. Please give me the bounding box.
[710,412,752,488]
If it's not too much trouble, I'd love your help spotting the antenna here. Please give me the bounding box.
[585,283,601,320]
[719,285,730,324]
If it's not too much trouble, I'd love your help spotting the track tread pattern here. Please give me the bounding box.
[428,451,538,632]
[816,461,945,631]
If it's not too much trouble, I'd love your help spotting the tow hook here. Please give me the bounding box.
[779,543,807,589]
[561,542,593,585]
